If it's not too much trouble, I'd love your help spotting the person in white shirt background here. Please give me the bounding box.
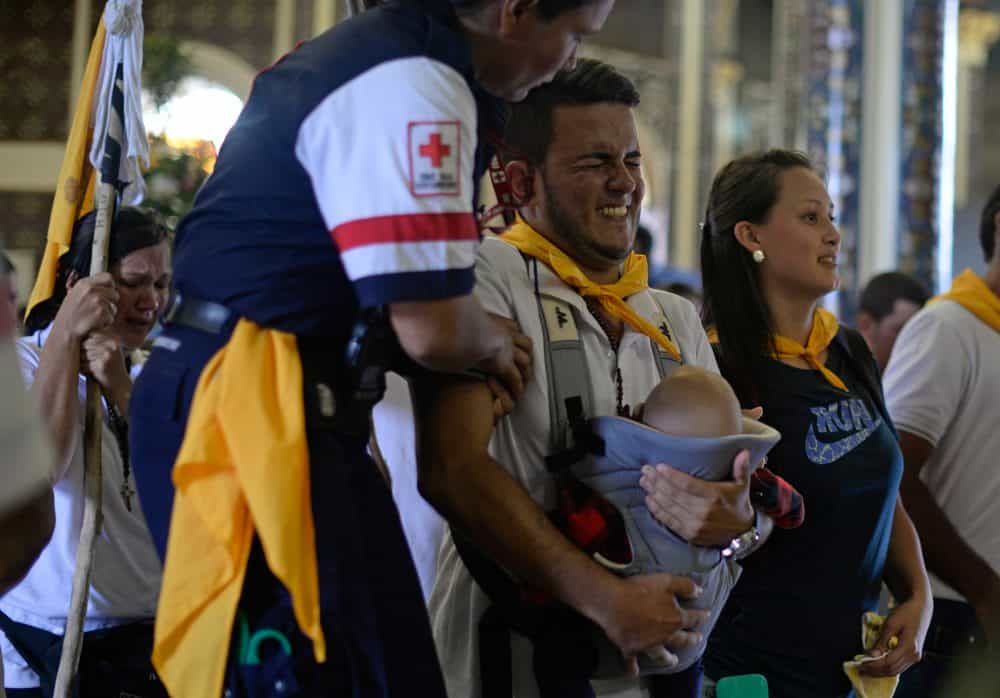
[1,209,169,697]
[888,184,1000,697]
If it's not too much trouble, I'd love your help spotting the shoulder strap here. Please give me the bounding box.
[534,287,601,470]
[833,328,898,439]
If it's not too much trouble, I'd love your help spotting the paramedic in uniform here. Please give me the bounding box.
[128,1,616,696]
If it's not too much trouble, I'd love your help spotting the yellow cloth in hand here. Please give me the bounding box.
[931,268,1000,333]
[843,611,900,698]
[771,308,847,391]
[153,319,326,698]
[501,217,681,361]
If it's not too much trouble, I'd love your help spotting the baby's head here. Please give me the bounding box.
[641,366,742,438]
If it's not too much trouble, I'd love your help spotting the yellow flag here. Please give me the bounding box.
[24,21,106,319]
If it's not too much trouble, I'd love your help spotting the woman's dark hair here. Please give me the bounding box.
[25,207,171,334]
[699,149,813,405]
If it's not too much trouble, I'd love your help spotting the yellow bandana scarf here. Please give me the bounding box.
[706,307,846,391]
[931,268,1000,333]
[153,319,325,698]
[501,218,680,360]
[773,308,847,391]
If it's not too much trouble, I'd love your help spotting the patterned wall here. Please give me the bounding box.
[898,0,947,290]
[0,1,75,142]
[805,0,864,319]
[144,0,278,72]
[0,193,55,250]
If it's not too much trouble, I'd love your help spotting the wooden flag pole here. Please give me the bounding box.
[52,76,122,698]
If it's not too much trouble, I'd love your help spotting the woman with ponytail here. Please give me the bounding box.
[2,208,170,697]
[695,150,931,697]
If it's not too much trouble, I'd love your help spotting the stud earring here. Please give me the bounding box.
[752,249,766,264]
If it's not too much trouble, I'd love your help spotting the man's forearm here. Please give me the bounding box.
[415,378,620,626]
[899,473,997,603]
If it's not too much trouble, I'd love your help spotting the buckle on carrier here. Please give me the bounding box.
[162,291,233,334]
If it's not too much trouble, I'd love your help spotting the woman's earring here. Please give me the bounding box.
[752,249,766,264]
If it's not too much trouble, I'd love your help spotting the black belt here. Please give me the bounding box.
[161,291,233,334]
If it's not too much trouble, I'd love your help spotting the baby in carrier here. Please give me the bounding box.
[534,365,780,697]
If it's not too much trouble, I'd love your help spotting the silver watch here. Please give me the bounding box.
[721,511,761,560]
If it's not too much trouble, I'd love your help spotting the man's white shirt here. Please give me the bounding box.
[883,297,1000,602]
[428,237,719,698]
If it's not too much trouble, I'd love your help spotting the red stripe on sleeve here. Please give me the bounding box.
[332,212,479,252]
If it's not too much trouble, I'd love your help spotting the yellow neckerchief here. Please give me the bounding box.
[153,319,325,698]
[931,268,1000,333]
[706,308,847,391]
[501,217,680,360]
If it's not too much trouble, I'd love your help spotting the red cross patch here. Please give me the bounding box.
[408,121,461,197]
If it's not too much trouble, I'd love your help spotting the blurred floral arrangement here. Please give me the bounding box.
[142,134,215,230]
[144,35,192,110]
[140,35,215,229]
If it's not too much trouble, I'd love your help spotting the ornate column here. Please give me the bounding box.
[954,7,1000,208]
[859,0,903,284]
[273,0,296,60]
[770,0,809,150]
[897,0,959,293]
[804,0,865,318]
[313,0,339,35]
[668,0,708,270]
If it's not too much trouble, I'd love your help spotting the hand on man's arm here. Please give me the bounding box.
[390,297,531,406]
[413,376,708,670]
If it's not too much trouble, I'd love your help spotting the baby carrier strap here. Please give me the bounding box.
[535,290,603,472]
[542,284,684,471]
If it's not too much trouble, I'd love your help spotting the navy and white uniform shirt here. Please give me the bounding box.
[171,0,505,339]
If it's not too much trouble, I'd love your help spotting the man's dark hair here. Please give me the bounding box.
[0,252,13,275]
[632,223,653,256]
[980,183,1000,262]
[858,272,930,320]
[451,0,597,20]
[503,57,639,166]
[24,207,171,333]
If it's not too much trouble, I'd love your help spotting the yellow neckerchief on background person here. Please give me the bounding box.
[153,319,325,698]
[931,268,1000,333]
[501,217,681,360]
[707,308,847,391]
